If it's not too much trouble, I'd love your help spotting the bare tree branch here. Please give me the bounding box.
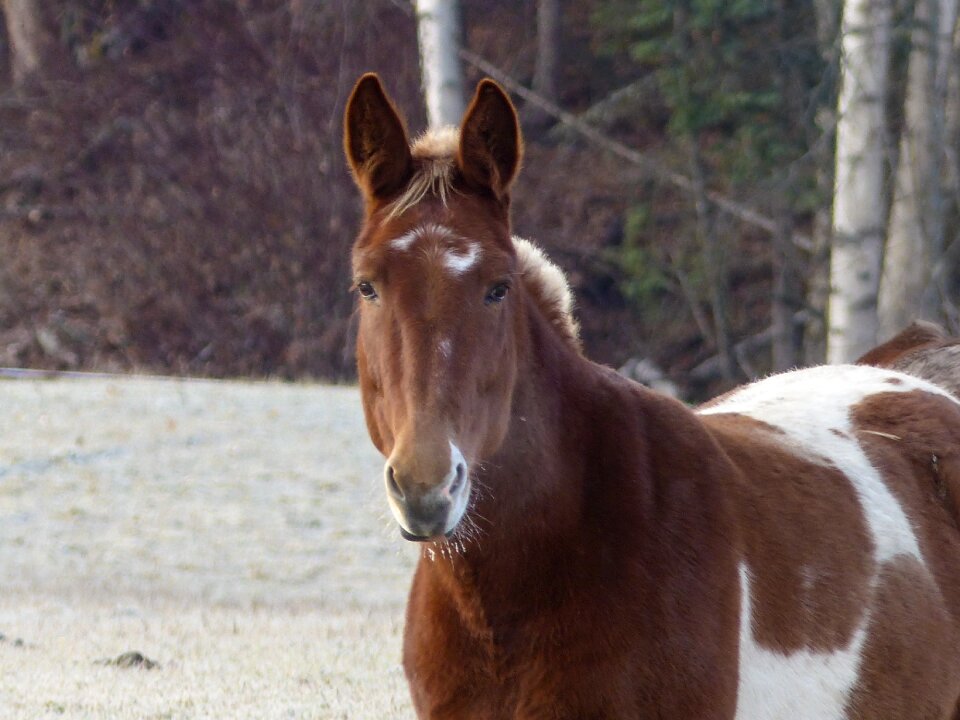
[458,47,814,252]
[690,311,810,383]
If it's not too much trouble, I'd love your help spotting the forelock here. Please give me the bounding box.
[411,126,459,159]
[386,127,459,219]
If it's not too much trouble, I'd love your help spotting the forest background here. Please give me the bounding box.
[0,0,957,401]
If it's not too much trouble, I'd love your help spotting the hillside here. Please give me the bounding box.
[0,1,783,398]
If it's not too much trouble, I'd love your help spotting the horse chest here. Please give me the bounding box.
[404,624,641,720]
[404,576,740,720]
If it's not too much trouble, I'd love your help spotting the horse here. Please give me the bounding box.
[343,73,960,719]
[857,320,960,399]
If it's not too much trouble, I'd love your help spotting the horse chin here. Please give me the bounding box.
[398,525,460,543]
[399,526,433,542]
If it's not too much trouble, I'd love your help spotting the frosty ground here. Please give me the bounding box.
[0,375,417,719]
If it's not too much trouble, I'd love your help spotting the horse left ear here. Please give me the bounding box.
[458,79,523,200]
[344,73,414,205]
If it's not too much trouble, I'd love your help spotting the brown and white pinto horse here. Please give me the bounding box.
[344,73,960,719]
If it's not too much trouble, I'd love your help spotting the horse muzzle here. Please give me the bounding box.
[384,441,470,541]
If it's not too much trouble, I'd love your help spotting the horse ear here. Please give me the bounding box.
[344,73,413,203]
[458,79,523,200]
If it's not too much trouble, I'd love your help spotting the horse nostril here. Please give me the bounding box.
[386,465,404,500]
[449,462,466,495]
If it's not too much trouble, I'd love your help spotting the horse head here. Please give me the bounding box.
[344,74,524,541]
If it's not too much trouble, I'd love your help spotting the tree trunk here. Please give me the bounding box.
[947,20,960,193]
[527,0,561,129]
[827,0,893,363]
[414,0,466,129]
[938,19,960,332]
[770,0,808,372]
[804,0,842,366]
[691,140,736,382]
[1,0,63,84]
[878,0,959,339]
[772,215,803,371]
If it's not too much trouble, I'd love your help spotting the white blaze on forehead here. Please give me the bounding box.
[442,242,481,275]
[734,563,868,720]
[390,222,455,251]
[388,223,482,276]
[390,230,418,251]
[699,364,947,564]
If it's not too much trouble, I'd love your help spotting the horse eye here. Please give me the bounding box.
[356,281,378,301]
[485,283,510,305]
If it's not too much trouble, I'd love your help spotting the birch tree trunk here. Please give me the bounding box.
[1,0,63,83]
[414,0,466,129]
[827,0,893,363]
[878,0,959,339]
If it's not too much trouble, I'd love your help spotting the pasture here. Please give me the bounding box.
[0,375,416,718]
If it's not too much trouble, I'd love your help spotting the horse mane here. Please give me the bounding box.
[389,127,581,350]
[514,237,581,350]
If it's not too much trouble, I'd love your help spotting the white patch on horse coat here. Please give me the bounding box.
[442,243,480,275]
[438,338,452,359]
[699,364,950,564]
[390,223,454,251]
[735,563,868,720]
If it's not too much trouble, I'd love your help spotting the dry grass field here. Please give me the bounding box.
[0,375,417,719]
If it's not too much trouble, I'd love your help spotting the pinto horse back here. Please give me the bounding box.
[699,363,960,719]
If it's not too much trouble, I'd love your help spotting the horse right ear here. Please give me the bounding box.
[344,74,413,204]
[458,79,522,201]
